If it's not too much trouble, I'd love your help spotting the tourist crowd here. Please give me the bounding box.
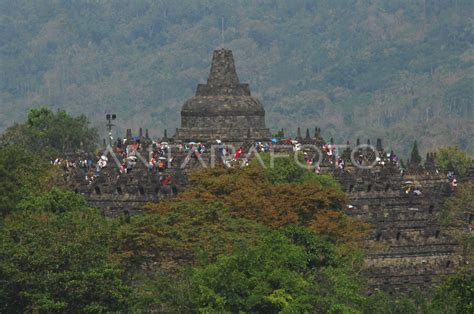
[51,133,458,198]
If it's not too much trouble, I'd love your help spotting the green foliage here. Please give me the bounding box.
[113,195,369,312]
[302,171,341,189]
[256,152,339,188]
[0,208,130,312]
[431,272,474,314]
[1,107,98,157]
[362,290,431,314]
[256,152,309,184]
[186,230,312,313]
[441,182,474,266]
[113,201,264,276]
[111,201,269,310]
[442,182,474,226]
[436,146,471,176]
[0,146,55,215]
[282,225,338,268]
[16,187,89,212]
[179,227,365,313]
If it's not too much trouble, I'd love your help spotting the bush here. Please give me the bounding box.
[436,146,471,176]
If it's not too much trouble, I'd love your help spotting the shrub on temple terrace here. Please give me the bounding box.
[436,146,472,176]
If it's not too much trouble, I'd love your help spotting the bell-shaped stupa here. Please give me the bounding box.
[175,48,271,142]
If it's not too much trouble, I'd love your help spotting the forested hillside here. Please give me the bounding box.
[1,0,473,155]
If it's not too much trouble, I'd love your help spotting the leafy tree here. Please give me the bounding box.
[0,146,58,215]
[282,225,338,268]
[147,165,369,243]
[1,107,98,157]
[113,199,368,311]
[362,275,474,313]
[257,152,340,187]
[362,290,430,314]
[0,208,130,312]
[113,201,264,276]
[186,230,313,313]
[256,152,309,184]
[436,146,471,176]
[431,272,474,314]
[111,201,268,310]
[16,187,89,213]
[180,227,366,313]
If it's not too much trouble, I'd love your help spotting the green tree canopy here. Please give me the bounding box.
[1,107,98,157]
[436,146,472,176]
[16,187,89,213]
[256,152,340,187]
[149,225,366,313]
[0,146,58,215]
[0,208,130,312]
[431,272,474,314]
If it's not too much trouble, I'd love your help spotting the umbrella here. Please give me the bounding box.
[271,138,278,143]
[291,140,298,144]
[100,156,108,161]
[188,141,196,145]
[159,157,167,160]
[161,142,169,145]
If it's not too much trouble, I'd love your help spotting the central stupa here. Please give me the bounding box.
[175,48,271,142]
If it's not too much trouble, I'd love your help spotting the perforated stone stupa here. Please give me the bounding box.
[175,48,271,142]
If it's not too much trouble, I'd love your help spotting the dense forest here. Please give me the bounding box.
[0,108,473,312]
[1,0,473,156]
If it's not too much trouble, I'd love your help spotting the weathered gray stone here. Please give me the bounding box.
[176,49,271,142]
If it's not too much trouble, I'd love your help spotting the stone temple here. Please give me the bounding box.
[175,48,271,142]
[69,47,474,295]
